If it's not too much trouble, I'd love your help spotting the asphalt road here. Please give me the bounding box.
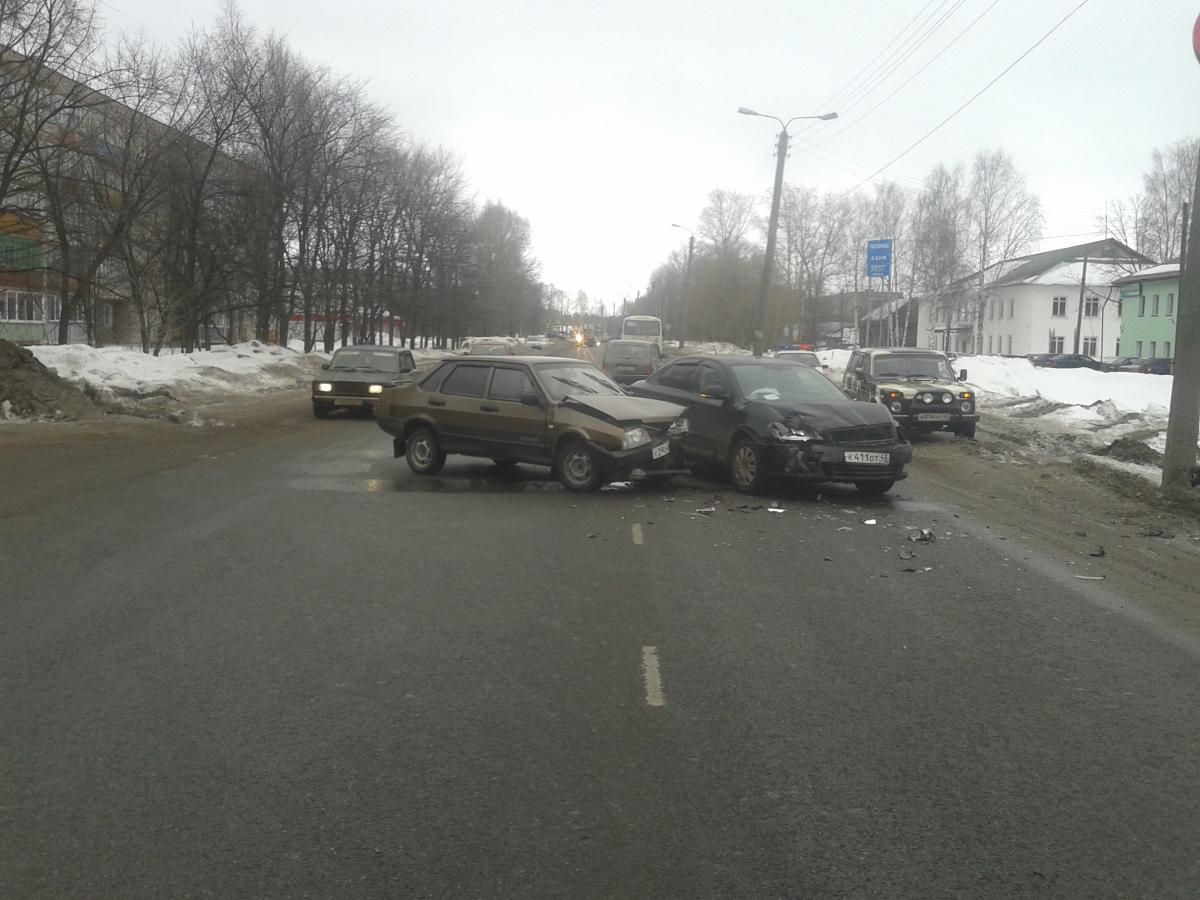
[4,393,1200,898]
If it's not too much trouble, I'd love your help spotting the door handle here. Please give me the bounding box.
[480,403,499,412]
[428,398,446,407]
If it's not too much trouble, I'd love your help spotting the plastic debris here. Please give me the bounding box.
[863,519,877,525]
[695,507,716,515]
[1139,529,1175,539]
[767,507,786,514]
[907,528,937,543]
[1074,574,1106,581]
[1088,546,1106,558]
[899,549,917,560]
[837,526,853,532]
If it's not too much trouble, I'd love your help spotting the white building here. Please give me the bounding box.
[915,239,1154,357]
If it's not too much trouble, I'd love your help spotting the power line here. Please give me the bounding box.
[804,0,1004,152]
[840,0,1093,195]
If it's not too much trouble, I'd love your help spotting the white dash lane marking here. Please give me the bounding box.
[631,523,645,545]
[641,645,665,707]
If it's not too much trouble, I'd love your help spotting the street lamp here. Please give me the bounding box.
[739,106,838,356]
[671,223,695,351]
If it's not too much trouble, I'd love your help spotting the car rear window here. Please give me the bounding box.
[606,342,654,362]
[442,365,489,397]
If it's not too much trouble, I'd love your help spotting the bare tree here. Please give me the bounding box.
[697,188,755,258]
[1141,137,1199,263]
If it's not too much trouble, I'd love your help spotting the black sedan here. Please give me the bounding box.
[1043,353,1107,370]
[630,355,912,495]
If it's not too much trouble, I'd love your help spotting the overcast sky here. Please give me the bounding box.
[101,0,1198,309]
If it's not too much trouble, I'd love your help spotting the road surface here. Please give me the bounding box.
[3,374,1200,898]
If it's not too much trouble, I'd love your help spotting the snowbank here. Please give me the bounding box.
[962,355,1172,417]
[681,341,751,356]
[32,341,326,397]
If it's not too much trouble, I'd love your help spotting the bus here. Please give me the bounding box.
[619,315,664,355]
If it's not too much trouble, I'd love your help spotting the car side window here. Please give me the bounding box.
[441,365,489,398]
[698,364,725,395]
[489,367,535,402]
[658,362,699,392]
[401,352,414,372]
[420,363,452,392]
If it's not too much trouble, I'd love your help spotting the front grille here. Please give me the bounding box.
[331,381,373,396]
[824,462,905,479]
[829,423,895,446]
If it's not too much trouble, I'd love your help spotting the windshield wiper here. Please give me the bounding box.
[552,375,597,394]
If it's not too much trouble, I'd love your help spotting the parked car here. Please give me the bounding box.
[1043,354,1106,370]
[629,355,912,495]
[375,356,689,491]
[1103,355,1141,370]
[1026,353,1057,367]
[469,341,511,355]
[842,348,977,439]
[601,339,659,384]
[1140,357,1173,375]
[311,345,419,418]
[525,335,546,350]
[774,350,825,368]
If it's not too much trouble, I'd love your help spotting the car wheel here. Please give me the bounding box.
[730,438,766,494]
[956,421,977,439]
[855,480,894,496]
[312,400,332,418]
[406,426,446,475]
[556,440,603,492]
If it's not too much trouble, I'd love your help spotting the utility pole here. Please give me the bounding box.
[1072,253,1089,354]
[680,233,694,350]
[1162,167,1200,496]
[753,127,789,357]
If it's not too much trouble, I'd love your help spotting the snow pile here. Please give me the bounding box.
[682,341,751,356]
[32,341,326,399]
[962,355,1171,417]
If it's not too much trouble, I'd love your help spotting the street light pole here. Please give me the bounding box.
[738,107,837,357]
[672,223,694,351]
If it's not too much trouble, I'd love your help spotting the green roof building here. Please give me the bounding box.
[1113,263,1181,360]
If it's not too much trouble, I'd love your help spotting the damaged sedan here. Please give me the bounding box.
[375,357,689,492]
[630,355,912,495]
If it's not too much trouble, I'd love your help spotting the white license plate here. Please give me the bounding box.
[334,399,365,407]
[844,451,890,465]
[652,442,670,460]
[917,413,951,422]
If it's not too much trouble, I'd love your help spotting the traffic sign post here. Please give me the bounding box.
[866,239,893,279]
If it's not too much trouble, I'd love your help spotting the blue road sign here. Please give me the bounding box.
[866,239,893,278]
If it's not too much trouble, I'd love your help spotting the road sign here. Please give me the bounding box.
[866,239,893,278]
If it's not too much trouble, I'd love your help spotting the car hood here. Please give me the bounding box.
[316,370,408,384]
[561,393,684,425]
[872,377,959,394]
[759,399,894,429]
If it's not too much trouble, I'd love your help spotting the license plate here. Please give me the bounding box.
[652,442,670,460]
[917,413,951,422]
[844,451,890,465]
[334,399,365,407]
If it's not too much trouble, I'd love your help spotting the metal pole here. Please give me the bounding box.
[754,128,789,356]
[1073,253,1089,354]
[1162,162,1200,496]
[680,235,694,350]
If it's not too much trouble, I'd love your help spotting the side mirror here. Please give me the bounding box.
[958,369,968,381]
[821,364,829,370]
[320,363,330,370]
[520,392,543,408]
[701,385,729,401]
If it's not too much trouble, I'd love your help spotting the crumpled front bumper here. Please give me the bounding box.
[589,437,688,478]
[760,440,913,482]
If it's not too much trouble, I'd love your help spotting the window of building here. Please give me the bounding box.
[1138,296,1146,317]
[1082,337,1098,357]
[1084,296,1099,317]
[1009,297,1015,318]
[1152,294,1160,316]
[1006,335,1013,355]
[1115,339,1121,356]
[1167,293,1175,316]
[1051,296,1067,317]
[1049,334,1064,354]
[1135,340,1143,357]
[1150,341,1157,357]
[987,335,993,353]
[1165,341,1172,358]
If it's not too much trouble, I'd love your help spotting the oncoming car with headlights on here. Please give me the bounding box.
[842,348,977,439]
[375,357,690,492]
[311,345,418,418]
[629,355,912,495]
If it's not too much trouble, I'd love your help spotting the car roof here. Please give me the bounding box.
[861,347,946,355]
[335,344,406,352]
[665,355,819,367]
[444,355,592,364]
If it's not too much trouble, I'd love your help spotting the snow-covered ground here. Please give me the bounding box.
[33,341,329,399]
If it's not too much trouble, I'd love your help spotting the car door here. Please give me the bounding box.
[478,365,551,463]
[688,363,734,462]
[843,352,864,398]
[435,363,491,453]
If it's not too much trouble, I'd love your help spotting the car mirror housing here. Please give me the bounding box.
[520,392,543,408]
[701,386,729,401]
[958,369,968,381]
[320,363,330,370]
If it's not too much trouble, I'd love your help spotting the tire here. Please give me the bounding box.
[312,400,333,418]
[405,426,446,475]
[556,439,603,492]
[730,438,766,494]
[956,421,977,439]
[855,480,895,496]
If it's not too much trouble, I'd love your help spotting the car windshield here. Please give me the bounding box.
[606,342,654,361]
[871,354,955,380]
[730,364,845,403]
[329,350,400,372]
[537,364,625,400]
